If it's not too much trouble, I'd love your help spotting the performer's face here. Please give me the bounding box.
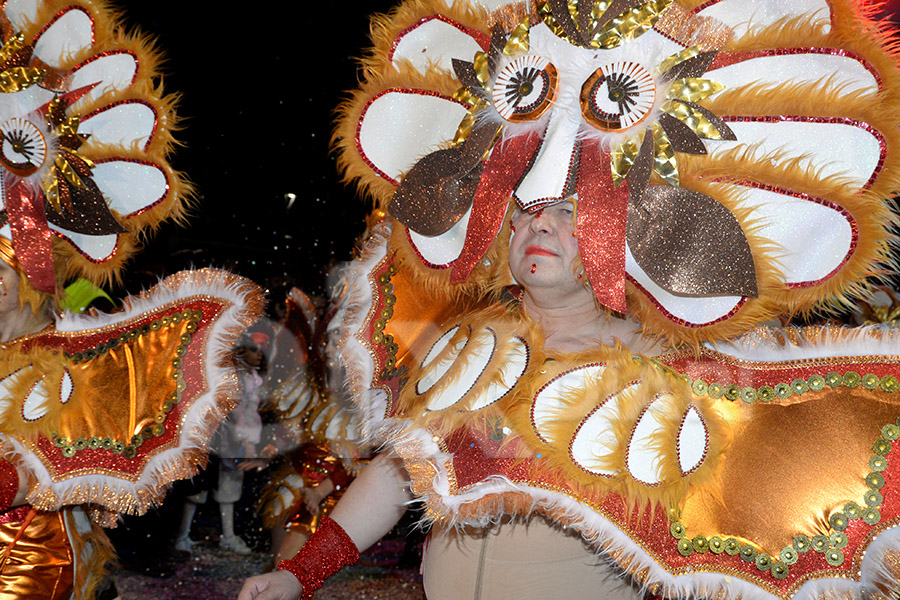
[508,200,581,293]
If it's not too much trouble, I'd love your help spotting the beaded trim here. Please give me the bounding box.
[667,415,897,580]
[52,308,202,460]
[372,263,402,382]
[686,370,898,404]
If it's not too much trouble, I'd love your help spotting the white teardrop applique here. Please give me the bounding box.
[677,404,710,476]
[625,393,674,486]
[570,381,641,477]
[532,363,606,444]
[424,327,496,411]
[60,368,74,404]
[22,377,50,422]
[0,368,26,424]
[468,334,529,411]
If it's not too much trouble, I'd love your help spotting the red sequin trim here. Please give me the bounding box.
[716,178,858,289]
[690,0,725,13]
[355,88,466,186]
[627,275,747,328]
[388,15,490,63]
[721,115,886,191]
[710,48,883,90]
[81,99,160,151]
[624,393,667,488]
[51,228,120,265]
[405,226,454,269]
[95,157,172,219]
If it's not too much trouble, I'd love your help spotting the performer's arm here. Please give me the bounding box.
[237,452,413,600]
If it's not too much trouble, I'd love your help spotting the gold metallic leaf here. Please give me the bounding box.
[667,77,723,103]
[589,0,673,49]
[611,134,641,186]
[453,110,477,146]
[652,123,679,186]
[0,66,43,93]
[56,116,81,138]
[657,47,701,76]
[473,51,490,89]
[43,175,60,214]
[503,16,531,56]
[662,100,726,140]
[56,154,88,190]
[0,33,26,66]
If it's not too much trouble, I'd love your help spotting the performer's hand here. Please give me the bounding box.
[237,570,302,600]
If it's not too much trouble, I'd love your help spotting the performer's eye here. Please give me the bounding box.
[581,62,656,131]
[492,55,558,122]
[0,117,47,177]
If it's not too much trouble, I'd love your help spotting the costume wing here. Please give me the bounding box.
[0,269,264,520]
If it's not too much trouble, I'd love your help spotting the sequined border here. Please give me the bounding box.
[530,362,606,444]
[35,5,96,47]
[69,49,140,89]
[567,379,641,479]
[676,404,709,477]
[99,157,172,219]
[627,276,747,327]
[81,99,160,152]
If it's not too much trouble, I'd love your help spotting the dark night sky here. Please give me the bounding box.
[112,2,397,298]
[111,1,900,300]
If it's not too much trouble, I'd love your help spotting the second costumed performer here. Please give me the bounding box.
[242,0,900,598]
[0,0,264,597]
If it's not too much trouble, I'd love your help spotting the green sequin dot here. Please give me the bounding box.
[740,546,757,563]
[741,387,757,403]
[844,502,862,520]
[811,535,829,553]
[808,374,826,391]
[881,375,898,393]
[724,538,741,556]
[873,438,891,456]
[780,547,798,565]
[692,536,709,553]
[677,539,693,557]
[865,489,883,508]
[794,535,811,553]
[843,372,861,388]
[691,379,708,396]
[881,424,900,441]
[829,512,848,531]
[825,372,842,387]
[707,382,724,398]
[774,383,792,399]
[867,472,886,490]
[670,522,686,539]
[830,531,848,550]
[758,385,775,403]
[863,507,881,525]
[825,549,844,567]
[755,553,773,571]
[862,373,880,390]
[771,562,789,580]
[791,378,809,395]
[725,384,741,401]
[708,536,724,555]
[870,455,888,472]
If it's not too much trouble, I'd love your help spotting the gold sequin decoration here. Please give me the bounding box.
[651,123,678,186]
[661,99,726,140]
[52,308,203,459]
[372,264,402,380]
[503,16,531,57]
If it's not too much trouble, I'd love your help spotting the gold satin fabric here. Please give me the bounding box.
[680,388,900,553]
[0,510,73,599]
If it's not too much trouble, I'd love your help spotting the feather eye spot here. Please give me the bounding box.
[492,55,558,122]
[0,117,48,177]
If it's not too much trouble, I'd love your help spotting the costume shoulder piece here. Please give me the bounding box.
[0,0,188,292]
[0,269,264,521]
[335,0,900,345]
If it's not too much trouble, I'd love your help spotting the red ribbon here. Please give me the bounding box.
[575,140,628,313]
[450,132,543,283]
[6,180,56,292]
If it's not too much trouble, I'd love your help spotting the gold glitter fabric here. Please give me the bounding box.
[0,509,74,600]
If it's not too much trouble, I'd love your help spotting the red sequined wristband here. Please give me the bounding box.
[277,516,359,600]
[0,460,19,513]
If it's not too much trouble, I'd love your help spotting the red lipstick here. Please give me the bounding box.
[524,245,557,257]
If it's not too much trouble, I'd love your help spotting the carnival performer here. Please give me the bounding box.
[242,0,900,598]
[0,0,264,597]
